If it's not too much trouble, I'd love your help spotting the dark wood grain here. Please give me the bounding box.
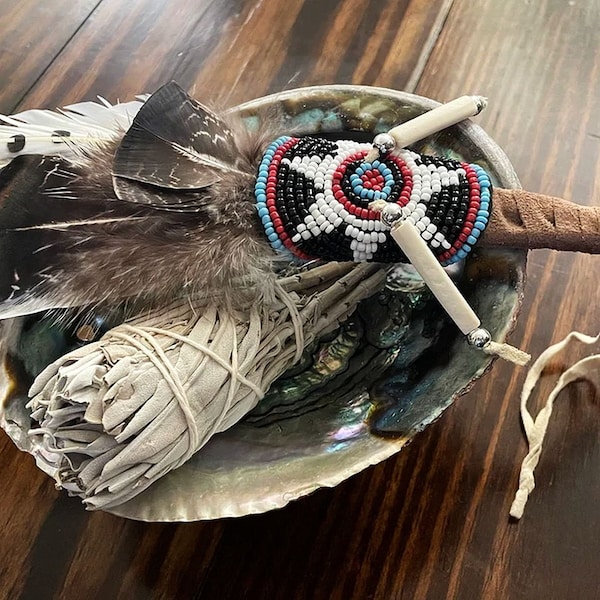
[16,0,245,111]
[16,0,450,110]
[0,0,101,113]
[411,2,600,598]
[1,0,599,598]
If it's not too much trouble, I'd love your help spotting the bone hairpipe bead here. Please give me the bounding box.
[390,219,481,335]
[388,218,530,366]
[389,95,487,147]
[369,95,487,161]
[390,95,487,148]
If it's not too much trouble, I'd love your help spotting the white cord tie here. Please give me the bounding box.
[483,340,531,366]
[510,332,600,519]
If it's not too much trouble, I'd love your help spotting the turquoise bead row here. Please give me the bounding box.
[255,136,293,257]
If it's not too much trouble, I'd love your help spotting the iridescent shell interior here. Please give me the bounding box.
[0,86,525,521]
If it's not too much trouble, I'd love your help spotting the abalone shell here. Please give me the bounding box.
[0,86,525,521]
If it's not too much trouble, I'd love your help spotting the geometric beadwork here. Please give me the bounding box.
[255,136,492,266]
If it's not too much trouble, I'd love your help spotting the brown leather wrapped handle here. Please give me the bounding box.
[481,188,600,253]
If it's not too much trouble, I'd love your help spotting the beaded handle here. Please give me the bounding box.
[255,138,492,265]
[255,94,491,266]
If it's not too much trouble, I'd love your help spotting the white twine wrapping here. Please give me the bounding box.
[26,263,386,509]
[510,332,600,519]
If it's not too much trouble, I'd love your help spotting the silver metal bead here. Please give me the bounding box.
[466,327,491,349]
[380,203,403,227]
[372,133,396,155]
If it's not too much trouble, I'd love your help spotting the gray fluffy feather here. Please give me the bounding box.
[0,83,285,318]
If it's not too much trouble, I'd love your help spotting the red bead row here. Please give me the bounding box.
[331,151,413,221]
[437,162,481,263]
[265,137,312,260]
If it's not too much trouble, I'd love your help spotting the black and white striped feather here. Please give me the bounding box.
[0,96,145,169]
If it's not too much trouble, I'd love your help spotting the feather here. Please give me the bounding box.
[0,98,145,169]
[0,83,279,319]
[113,82,249,207]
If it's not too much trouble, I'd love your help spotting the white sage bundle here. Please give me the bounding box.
[26,263,386,510]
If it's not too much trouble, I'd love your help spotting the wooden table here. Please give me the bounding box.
[1,1,599,598]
